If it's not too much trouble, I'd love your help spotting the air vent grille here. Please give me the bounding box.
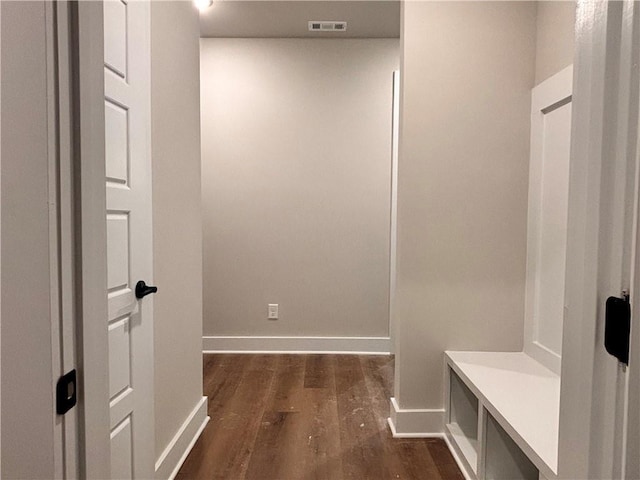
[308,21,347,32]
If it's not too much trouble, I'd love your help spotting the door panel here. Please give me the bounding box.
[105,100,129,184]
[108,318,131,397]
[524,66,573,375]
[106,213,129,290]
[110,417,134,480]
[535,102,571,355]
[103,0,154,478]
[104,0,127,78]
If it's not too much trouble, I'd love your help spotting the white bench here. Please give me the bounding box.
[445,351,560,480]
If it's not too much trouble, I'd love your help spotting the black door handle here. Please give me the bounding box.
[135,280,158,299]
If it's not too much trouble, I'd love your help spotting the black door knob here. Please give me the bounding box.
[135,280,158,299]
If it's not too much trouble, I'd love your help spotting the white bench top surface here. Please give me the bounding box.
[445,350,560,476]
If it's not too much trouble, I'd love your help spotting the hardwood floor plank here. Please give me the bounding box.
[203,354,249,415]
[176,354,464,480]
[177,355,278,479]
[291,356,342,480]
[427,440,466,480]
[393,441,445,479]
[247,355,343,480]
[245,410,300,480]
[245,355,307,479]
[359,356,447,480]
[177,354,249,477]
[303,354,330,389]
[334,355,388,479]
[270,354,306,413]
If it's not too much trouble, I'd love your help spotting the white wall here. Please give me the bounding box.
[535,1,576,85]
[393,1,536,422]
[150,1,205,464]
[200,39,399,341]
[1,2,56,476]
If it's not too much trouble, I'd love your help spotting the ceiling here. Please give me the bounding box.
[199,1,400,38]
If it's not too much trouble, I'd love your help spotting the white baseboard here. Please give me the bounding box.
[202,335,390,354]
[155,396,209,480]
[387,397,444,437]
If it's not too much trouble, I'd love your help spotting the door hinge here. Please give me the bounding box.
[605,291,631,365]
[56,369,77,415]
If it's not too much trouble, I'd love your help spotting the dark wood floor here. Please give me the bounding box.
[176,354,464,480]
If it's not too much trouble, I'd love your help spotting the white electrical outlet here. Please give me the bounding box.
[268,304,279,320]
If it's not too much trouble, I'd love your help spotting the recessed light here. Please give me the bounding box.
[195,0,214,12]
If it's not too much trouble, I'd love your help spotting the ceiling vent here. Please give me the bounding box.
[308,21,347,32]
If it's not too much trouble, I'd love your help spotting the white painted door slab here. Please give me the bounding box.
[559,1,640,478]
[103,1,154,478]
[588,2,639,477]
[524,66,573,375]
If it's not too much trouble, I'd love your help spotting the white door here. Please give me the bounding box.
[103,0,155,478]
[559,1,639,478]
[587,2,639,478]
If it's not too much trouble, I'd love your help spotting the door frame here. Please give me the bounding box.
[69,1,111,478]
[559,0,640,478]
[0,2,3,476]
[389,70,400,355]
[0,1,3,475]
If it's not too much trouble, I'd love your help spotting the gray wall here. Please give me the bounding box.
[151,1,204,461]
[394,1,536,409]
[1,2,56,477]
[535,1,576,85]
[200,38,399,339]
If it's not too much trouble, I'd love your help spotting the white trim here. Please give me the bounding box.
[48,2,80,476]
[155,396,209,480]
[0,2,3,476]
[557,0,607,476]
[54,2,80,477]
[73,2,111,477]
[386,418,425,439]
[531,65,573,110]
[45,1,64,475]
[202,336,390,354]
[389,69,400,356]
[387,397,445,436]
